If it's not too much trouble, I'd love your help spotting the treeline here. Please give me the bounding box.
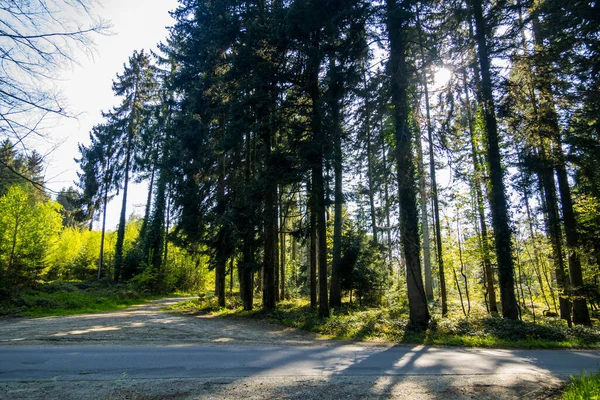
[2,0,598,329]
[0,141,210,297]
[76,0,600,328]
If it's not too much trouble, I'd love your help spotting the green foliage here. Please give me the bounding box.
[0,185,62,291]
[46,228,101,281]
[329,216,389,306]
[56,187,88,228]
[561,371,600,400]
[0,140,45,199]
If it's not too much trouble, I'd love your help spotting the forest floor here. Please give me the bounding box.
[0,297,575,399]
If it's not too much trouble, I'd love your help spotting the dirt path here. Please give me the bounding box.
[0,297,567,399]
[0,297,328,346]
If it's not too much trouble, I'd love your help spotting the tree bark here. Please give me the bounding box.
[386,0,430,329]
[98,158,110,280]
[330,59,343,308]
[114,125,134,282]
[470,0,519,319]
[309,176,317,309]
[307,32,329,318]
[416,132,433,301]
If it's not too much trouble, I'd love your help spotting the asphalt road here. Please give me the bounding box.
[1,344,598,381]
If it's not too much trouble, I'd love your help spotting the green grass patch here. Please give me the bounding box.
[171,294,600,349]
[0,280,180,318]
[562,371,600,399]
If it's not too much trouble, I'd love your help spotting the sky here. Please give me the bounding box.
[39,0,179,230]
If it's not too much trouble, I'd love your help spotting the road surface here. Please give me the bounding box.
[0,298,598,399]
[1,344,598,381]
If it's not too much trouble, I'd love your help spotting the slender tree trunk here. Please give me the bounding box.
[261,83,277,310]
[291,193,297,287]
[416,132,433,300]
[163,189,170,269]
[309,176,317,309]
[531,14,590,326]
[149,165,167,290]
[215,159,227,308]
[241,239,255,311]
[98,161,110,280]
[240,131,255,311]
[263,180,277,310]
[539,150,571,323]
[280,200,286,301]
[555,153,590,325]
[382,137,393,265]
[114,127,134,282]
[274,187,280,303]
[229,257,234,296]
[330,60,343,308]
[415,20,447,313]
[364,71,379,245]
[424,67,447,316]
[415,5,433,303]
[386,0,430,329]
[522,178,552,313]
[456,213,471,316]
[307,33,329,318]
[462,72,497,314]
[140,162,156,241]
[470,0,519,319]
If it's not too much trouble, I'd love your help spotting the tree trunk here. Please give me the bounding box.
[424,66,447,316]
[532,15,590,325]
[381,134,393,265]
[149,164,167,290]
[470,0,519,320]
[114,127,134,282]
[386,0,430,329]
[456,213,471,316]
[241,239,255,311]
[462,72,497,314]
[555,149,591,325]
[415,5,434,303]
[98,159,110,280]
[539,147,572,324]
[309,176,317,309]
[280,217,286,300]
[416,132,433,301]
[330,60,343,308]
[140,161,156,241]
[274,187,280,303]
[364,72,379,245]
[307,32,329,318]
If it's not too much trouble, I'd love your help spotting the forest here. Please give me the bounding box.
[1,0,599,340]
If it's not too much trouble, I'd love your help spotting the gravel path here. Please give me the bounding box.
[0,297,568,399]
[0,297,329,347]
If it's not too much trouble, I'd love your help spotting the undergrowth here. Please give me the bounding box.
[171,294,600,349]
[0,280,174,317]
[562,371,600,399]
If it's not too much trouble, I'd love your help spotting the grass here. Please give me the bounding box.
[0,280,179,318]
[562,371,600,399]
[171,294,600,349]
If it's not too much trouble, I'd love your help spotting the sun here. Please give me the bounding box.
[433,67,452,89]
